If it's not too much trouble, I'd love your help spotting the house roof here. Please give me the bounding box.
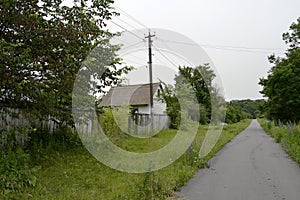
[99,83,161,106]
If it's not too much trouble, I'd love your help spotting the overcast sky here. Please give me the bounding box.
[106,0,300,100]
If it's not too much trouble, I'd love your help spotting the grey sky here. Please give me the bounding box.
[109,0,300,100]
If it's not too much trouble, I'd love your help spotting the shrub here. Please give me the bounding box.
[0,147,40,194]
[99,106,130,141]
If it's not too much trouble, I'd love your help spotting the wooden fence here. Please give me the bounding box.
[0,108,59,132]
[0,108,170,147]
[128,113,170,135]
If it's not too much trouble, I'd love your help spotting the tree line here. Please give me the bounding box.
[259,17,300,123]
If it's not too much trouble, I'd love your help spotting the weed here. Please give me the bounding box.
[0,147,40,195]
[258,118,300,164]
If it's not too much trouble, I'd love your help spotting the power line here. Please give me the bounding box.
[110,21,145,41]
[114,17,141,31]
[124,53,146,63]
[156,40,194,67]
[113,37,145,51]
[121,41,146,51]
[154,55,168,66]
[115,6,149,30]
[157,38,197,46]
[153,46,178,68]
[157,38,285,54]
[121,58,145,67]
[113,37,134,47]
[114,17,146,37]
[205,46,285,54]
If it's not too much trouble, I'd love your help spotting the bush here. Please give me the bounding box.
[99,106,130,141]
[0,147,40,194]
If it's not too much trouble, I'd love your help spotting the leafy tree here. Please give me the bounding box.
[175,64,216,122]
[0,0,131,126]
[157,83,180,129]
[159,64,220,127]
[225,104,245,124]
[259,17,300,123]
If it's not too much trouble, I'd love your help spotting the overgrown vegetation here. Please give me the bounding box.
[258,118,300,164]
[256,18,300,166]
[0,125,82,195]
[225,99,265,124]
[0,0,132,196]
[0,147,40,195]
[0,0,131,126]
[259,17,300,123]
[158,65,225,128]
[159,66,263,127]
[229,99,265,119]
[0,120,251,199]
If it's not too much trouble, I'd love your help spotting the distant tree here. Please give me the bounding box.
[0,0,131,126]
[230,99,265,119]
[259,17,300,123]
[225,104,245,124]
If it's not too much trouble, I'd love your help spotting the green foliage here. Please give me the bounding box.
[99,106,130,141]
[27,126,82,161]
[225,104,245,124]
[157,83,181,129]
[0,147,40,194]
[0,126,34,150]
[159,64,224,127]
[0,0,131,126]
[175,64,216,121]
[229,99,265,119]
[137,172,165,200]
[258,119,300,164]
[259,17,300,123]
[0,124,82,162]
[1,120,251,199]
[224,99,264,124]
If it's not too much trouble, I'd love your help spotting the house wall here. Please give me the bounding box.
[153,100,167,115]
[137,100,166,115]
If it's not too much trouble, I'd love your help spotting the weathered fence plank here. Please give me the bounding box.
[0,108,169,148]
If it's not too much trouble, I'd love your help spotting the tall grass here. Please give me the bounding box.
[1,120,251,199]
[258,118,300,164]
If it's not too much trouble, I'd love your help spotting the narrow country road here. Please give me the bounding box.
[177,120,300,200]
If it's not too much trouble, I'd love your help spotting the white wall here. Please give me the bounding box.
[137,100,166,115]
[136,88,167,115]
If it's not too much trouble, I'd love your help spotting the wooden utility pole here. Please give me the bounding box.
[146,31,155,133]
[146,31,155,108]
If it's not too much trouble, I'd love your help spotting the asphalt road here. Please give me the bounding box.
[177,120,300,200]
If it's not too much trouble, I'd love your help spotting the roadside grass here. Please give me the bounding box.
[257,118,300,164]
[2,119,251,200]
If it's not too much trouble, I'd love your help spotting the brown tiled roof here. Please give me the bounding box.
[99,83,160,106]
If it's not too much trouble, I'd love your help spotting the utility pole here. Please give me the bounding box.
[146,30,155,133]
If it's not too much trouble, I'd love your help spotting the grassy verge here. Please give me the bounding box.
[2,119,251,200]
[257,118,300,164]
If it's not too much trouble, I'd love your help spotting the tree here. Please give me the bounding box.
[230,99,265,119]
[175,64,216,123]
[157,83,180,129]
[259,17,300,123]
[225,104,245,124]
[0,0,131,126]
[159,64,219,127]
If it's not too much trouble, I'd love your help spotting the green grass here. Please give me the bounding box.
[2,119,251,200]
[257,118,300,164]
